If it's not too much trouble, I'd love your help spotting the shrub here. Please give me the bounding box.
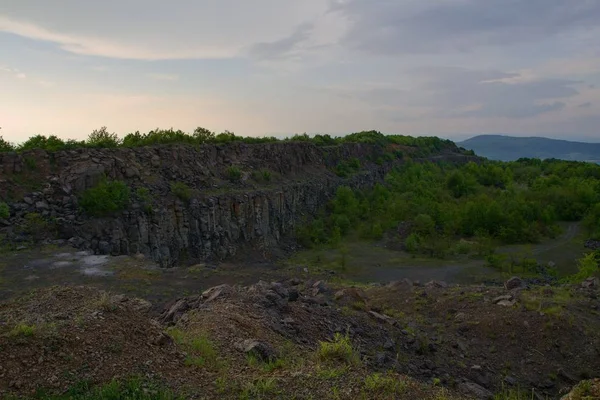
[317,333,359,365]
[569,252,599,282]
[87,126,121,148]
[364,372,407,395]
[227,166,242,182]
[0,136,14,152]
[0,202,9,219]
[80,179,130,216]
[170,182,193,202]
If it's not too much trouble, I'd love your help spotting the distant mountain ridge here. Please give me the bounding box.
[458,135,600,162]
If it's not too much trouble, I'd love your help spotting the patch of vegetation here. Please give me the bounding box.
[251,169,273,183]
[240,378,279,399]
[0,201,9,219]
[170,182,193,203]
[9,323,36,337]
[363,372,408,396]
[226,166,242,182]
[95,292,117,312]
[569,251,599,282]
[317,333,360,365]
[298,158,600,264]
[166,328,222,370]
[79,178,130,217]
[335,157,362,178]
[1,129,459,157]
[316,366,349,380]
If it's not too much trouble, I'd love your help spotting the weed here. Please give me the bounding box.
[135,187,153,214]
[170,182,193,203]
[363,372,407,395]
[227,166,242,182]
[24,156,37,170]
[317,333,360,365]
[80,179,130,216]
[316,366,349,380]
[215,377,228,394]
[96,292,117,312]
[240,378,279,399]
[9,323,35,337]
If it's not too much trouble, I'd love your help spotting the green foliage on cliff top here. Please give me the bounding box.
[0,129,458,157]
[79,179,130,217]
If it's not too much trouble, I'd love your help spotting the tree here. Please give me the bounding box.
[87,127,121,148]
[193,127,215,143]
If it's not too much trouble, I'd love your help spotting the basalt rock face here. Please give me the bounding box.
[0,142,473,266]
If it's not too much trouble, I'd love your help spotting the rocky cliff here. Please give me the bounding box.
[0,142,473,266]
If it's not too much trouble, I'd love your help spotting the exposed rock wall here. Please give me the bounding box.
[0,142,474,266]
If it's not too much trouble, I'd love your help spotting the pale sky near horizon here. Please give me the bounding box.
[1,0,600,144]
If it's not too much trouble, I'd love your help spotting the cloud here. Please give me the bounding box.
[0,15,238,60]
[578,102,593,108]
[346,67,581,120]
[248,23,313,60]
[332,0,600,54]
[146,73,179,81]
[0,65,26,79]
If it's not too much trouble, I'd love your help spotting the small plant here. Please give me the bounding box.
[241,378,279,398]
[316,366,349,380]
[0,135,15,152]
[96,292,117,312]
[363,372,407,395]
[569,252,599,282]
[170,182,193,203]
[317,333,359,365]
[9,323,35,337]
[80,179,130,216]
[0,201,9,219]
[227,166,242,182]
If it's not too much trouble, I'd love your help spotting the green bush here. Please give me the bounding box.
[227,166,242,182]
[80,179,130,216]
[170,182,193,202]
[0,202,9,219]
[87,127,121,148]
[569,252,599,282]
[0,136,14,152]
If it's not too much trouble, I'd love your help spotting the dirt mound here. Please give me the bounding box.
[0,286,190,397]
[1,279,599,399]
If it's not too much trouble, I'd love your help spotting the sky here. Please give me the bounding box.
[1,0,600,144]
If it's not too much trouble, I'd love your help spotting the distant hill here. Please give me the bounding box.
[458,135,600,162]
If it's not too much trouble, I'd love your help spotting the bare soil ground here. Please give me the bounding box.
[1,276,599,399]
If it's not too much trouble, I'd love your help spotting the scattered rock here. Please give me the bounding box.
[582,277,599,289]
[236,339,277,362]
[201,284,232,302]
[426,280,449,289]
[505,276,525,290]
[458,381,493,399]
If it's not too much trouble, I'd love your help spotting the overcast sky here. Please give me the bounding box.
[1,0,600,143]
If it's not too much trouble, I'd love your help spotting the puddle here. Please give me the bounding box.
[81,255,109,267]
[81,267,114,277]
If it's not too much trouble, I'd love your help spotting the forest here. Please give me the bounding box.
[298,158,600,279]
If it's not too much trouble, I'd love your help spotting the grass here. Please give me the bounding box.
[166,328,222,370]
[363,372,408,396]
[317,333,360,366]
[240,378,279,399]
[316,366,349,380]
[9,323,36,337]
[95,292,117,312]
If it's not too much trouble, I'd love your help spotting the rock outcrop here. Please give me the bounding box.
[0,142,474,266]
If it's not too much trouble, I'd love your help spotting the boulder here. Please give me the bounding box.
[458,381,493,400]
[236,339,277,362]
[202,284,232,302]
[505,276,525,290]
[425,280,449,289]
